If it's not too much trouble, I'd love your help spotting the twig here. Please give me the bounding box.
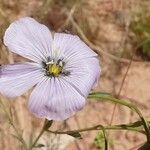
[109,49,134,125]
[109,38,150,126]
[109,10,131,125]
[89,94,150,142]
[0,100,28,149]
[69,17,130,63]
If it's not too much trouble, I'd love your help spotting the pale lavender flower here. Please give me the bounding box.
[0,17,100,120]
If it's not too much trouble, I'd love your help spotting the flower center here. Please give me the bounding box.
[45,59,64,77]
[47,63,62,76]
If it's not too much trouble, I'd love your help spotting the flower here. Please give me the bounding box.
[0,17,100,120]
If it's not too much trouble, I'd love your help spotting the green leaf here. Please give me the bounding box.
[44,120,53,130]
[94,132,113,150]
[138,143,150,150]
[94,132,105,150]
[89,92,111,97]
[67,131,82,139]
[142,41,150,58]
[88,92,131,107]
[120,121,143,128]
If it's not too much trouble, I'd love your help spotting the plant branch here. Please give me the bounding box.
[88,93,150,142]
[29,119,48,150]
[46,123,145,135]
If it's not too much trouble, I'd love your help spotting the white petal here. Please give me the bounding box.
[4,17,53,63]
[53,33,97,62]
[0,62,44,97]
[62,57,101,97]
[53,33,100,97]
[28,77,85,120]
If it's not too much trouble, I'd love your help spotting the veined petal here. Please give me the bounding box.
[4,17,53,63]
[0,62,44,97]
[28,77,85,120]
[53,33,97,62]
[62,57,101,97]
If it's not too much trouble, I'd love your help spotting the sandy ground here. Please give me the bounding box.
[0,0,150,150]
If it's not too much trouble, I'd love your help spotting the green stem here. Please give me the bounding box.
[88,94,150,142]
[132,105,150,141]
[46,124,145,135]
[98,125,108,150]
[29,119,47,150]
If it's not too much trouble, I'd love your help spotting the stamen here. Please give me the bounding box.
[48,63,62,76]
[46,59,54,65]
[44,58,70,77]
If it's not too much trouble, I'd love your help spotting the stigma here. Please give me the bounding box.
[44,59,64,77]
[47,63,62,76]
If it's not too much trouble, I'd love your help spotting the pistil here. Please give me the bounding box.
[45,59,63,77]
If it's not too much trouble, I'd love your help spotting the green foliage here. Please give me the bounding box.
[89,92,112,98]
[67,131,82,139]
[89,92,150,144]
[138,142,150,150]
[131,13,150,59]
[94,132,105,150]
[94,132,113,150]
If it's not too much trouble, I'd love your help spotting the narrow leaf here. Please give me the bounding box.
[67,131,82,139]
[44,120,53,130]
[117,121,143,128]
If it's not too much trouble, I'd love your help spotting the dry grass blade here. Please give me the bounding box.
[69,16,130,63]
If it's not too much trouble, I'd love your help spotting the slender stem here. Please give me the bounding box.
[29,129,45,149]
[0,100,28,149]
[29,119,47,150]
[10,123,28,150]
[46,124,145,135]
[100,126,108,150]
[88,94,150,142]
[132,105,150,141]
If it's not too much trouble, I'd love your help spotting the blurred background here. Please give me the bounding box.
[0,0,150,149]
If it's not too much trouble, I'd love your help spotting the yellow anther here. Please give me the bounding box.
[48,64,62,76]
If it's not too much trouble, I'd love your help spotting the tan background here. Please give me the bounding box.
[0,0,150,149]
